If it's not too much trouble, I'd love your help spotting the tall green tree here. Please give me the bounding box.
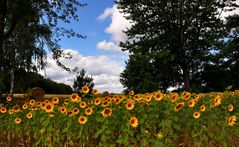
[73,69,94,95]
[0,0,86,94]
[117,0,238,91]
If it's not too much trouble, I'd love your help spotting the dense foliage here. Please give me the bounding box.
[0,88,239,146]
[118,0,239,93]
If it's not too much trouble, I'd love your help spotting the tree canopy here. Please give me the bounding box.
[118,0,239,92]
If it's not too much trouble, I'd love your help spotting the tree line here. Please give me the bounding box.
[117,0,239,93]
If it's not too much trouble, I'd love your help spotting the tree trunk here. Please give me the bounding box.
[10,69,14,96]
[182,67,190,91]
[0,0,7,69]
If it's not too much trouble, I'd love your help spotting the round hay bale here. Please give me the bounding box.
[31,87,45,99]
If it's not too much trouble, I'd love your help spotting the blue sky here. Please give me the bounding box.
[44,0,131,93]
[58,0,114,56]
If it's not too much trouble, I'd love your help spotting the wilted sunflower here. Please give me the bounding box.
[200,104,206,112]
[82,85,89,94]
[26,112,33,119]
[14,117,21,124]
[129,116,138,128]
[101,108,112,117]
[6,96,12,102]
[228,104,234,112]
[78,116,88,124]
[228,115,236,127]
[193,112,200,119]
[125,100,135,110]
[85,107,93,115]
[174,102,184,112]
[52,97,59,104]
[94,97,101,106]
[188,100,195,108]
[44,103,54,113]
[79,101,87,108]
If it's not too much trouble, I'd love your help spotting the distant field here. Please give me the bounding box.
[3,93,71,98]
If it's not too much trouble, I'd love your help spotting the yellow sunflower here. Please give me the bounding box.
[182,91,191,100]
[154,92,164,101]
[78,116,88,124]
[170,93,179,103]
[1,107,7,113]
[200,104,206,112]
[129,116,138,128]
[93,89,99,95]
[14,117,21,124]
[193,112,200,119]
[26,112,33,119]
[174,102,184,112]
[8,109,14,115]
[214,96,221,106]
[228,115,236,127]
[101,108,112,117]
[70,93,79,102]
[29,99,36,105]
[44,103,54,113]
[85,107,93,115]
[6,96,12,102]
[52,97,59,104]
[79,101,87,108]
[125,100,135,110]
[188,100,195,108]
[82,85,89,94]
[228,104,234,112]
[94,97,102,106]
[128,90,134,96]
[73,108,80,115]
[22,104,29,110]
[101,101,109,107]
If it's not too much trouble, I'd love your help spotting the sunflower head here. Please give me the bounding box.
[101,108,112,117]
[79,101,87,108]
[129,116,138,128]
[193,112,200,119]
[174,102,184,112]
[52,97,59,104]
[228,104,234,112]
[26,112,33,119]
[6,96,12,102]
[188,100,195,108]
[82,85,89,94]
[70,93,79,102]
[200,104,206,112]
[125,100,135,110]
[85,107,93,115]
[93,89,99,95]
[78,116,88,124]
[228,115,237,127]
[14,117,21,124]
[44,103,54,113]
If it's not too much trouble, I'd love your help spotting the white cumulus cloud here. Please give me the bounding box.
[40,49,124,93]
[96,40,121,52]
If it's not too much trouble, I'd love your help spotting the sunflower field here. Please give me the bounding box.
[0,86,239,146]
